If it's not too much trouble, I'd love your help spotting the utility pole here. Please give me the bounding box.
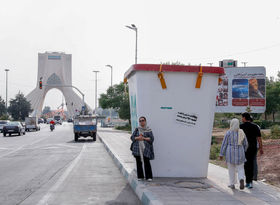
[4,69,10,110]
[93,71,99,115]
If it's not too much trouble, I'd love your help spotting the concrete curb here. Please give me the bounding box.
[98,134,163,205]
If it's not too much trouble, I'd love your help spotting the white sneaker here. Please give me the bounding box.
[147,179,153,182]
[137,178,144,181]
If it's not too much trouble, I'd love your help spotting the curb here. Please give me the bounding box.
[98,134,163,205]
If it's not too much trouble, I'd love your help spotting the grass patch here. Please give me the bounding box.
[115,124,131,132]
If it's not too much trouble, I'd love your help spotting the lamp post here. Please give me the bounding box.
[241,62,248,67]
[4,69,9,110]
[93,70,99,115]
[125,24,138,64]
[106,65,113,87]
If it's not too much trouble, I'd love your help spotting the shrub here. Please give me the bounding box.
[261,131,269,140]
[254,120,273,129]
[115,124,131,132]
[254,120,280,129]
[0,114,9,120]
[215,120,230,128]
[271,125,280,139]
[211,136,218,145]
[210,144,221,160]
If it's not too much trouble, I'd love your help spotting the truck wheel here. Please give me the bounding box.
[74,133,79,142]
[91,132,96,141]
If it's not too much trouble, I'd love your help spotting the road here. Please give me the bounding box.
[0,123,140,205]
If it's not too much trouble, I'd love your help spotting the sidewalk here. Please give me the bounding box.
[98,127,280,205]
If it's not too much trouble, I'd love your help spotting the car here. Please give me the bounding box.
[67,118,73,123]
[38,118,44,124]
[0,120,10,133]
[3,121,26,136]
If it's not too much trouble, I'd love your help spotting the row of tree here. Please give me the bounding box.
[0,93,32,121]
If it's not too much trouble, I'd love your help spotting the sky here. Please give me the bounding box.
[0,0,280,110]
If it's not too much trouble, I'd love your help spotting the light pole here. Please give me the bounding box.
[106,65,113,87]
[4,69,9,110]
[125,24,138,64]
[241,62,248,67]
[93,70,99,115]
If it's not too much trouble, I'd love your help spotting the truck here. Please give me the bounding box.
[54,115,62,125]
[25,117,40,131]
[73,115,97,142]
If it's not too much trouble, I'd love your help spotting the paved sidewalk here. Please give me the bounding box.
[98,127,280,205]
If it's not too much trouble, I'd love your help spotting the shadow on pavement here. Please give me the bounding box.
[67,138,97,144]
[105,184,141,205]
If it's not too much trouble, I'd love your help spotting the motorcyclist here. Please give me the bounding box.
[50,120,55,130]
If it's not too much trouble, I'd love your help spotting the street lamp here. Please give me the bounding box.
[125,24,138,64]
[4,69,9,109]
[105,65,113,87]
[93,70,100,115]
[241,62,248,67]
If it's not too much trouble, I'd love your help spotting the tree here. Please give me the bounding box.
[42,106,51,114]
[0,96,6,117]
[99,82,130,122]
[265,79,280,122]
[8,92,32,121]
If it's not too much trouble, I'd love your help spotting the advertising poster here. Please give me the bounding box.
[215,67,266,113]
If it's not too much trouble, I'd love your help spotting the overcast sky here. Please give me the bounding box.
[0,0,280,110]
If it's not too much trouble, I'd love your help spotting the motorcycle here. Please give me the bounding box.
[50,124,55,131]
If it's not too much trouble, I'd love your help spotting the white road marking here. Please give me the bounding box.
[0,147,10,150]
[36,144,86,205]
[24,144,78,150]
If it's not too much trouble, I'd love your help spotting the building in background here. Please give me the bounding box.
[26,52,91,117]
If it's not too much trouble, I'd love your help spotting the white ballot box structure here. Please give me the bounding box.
[124,64,224,177]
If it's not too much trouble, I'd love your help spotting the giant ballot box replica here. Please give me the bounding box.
[124,64,224,177]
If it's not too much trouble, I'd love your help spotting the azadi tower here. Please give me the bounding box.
[26,52,90,117]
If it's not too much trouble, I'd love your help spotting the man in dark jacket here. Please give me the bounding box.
[240,113,263,189]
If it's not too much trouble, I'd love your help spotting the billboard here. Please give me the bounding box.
[215,67,266,113]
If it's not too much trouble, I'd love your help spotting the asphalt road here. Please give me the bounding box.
[0,123,140,205]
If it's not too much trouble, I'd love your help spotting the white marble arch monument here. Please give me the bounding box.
[27,52,90,117]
